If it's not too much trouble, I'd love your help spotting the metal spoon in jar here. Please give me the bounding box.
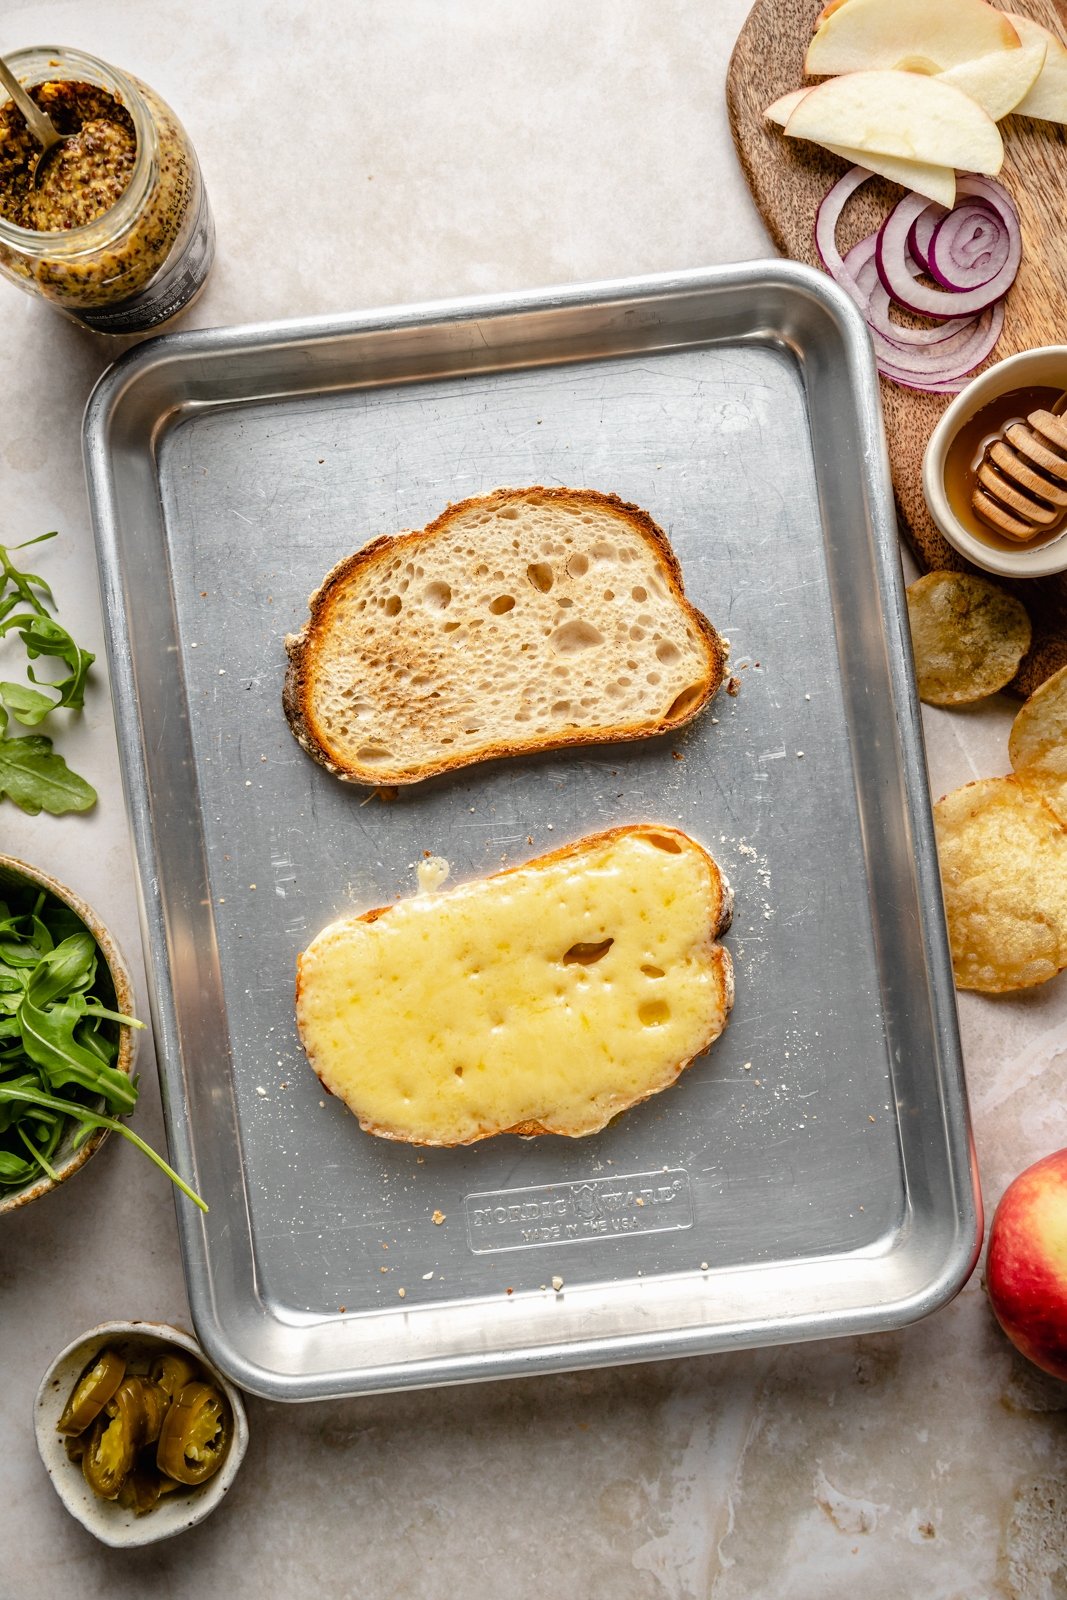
[0,54,71,189]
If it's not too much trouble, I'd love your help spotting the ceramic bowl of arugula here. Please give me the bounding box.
[0,856,141,1212]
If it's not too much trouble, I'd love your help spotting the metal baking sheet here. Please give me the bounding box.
[84,263,981,1400]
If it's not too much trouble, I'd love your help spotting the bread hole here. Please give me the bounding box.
[629,626,645,642]
[442,621,461,633]
[656,640,681,665]
[464,724,481,735]
[412,673,431,686]
[641,964,666,979]
[646,672,661,685]
[440,735,455,744]
[454,1065,464,1078]
[666,683,704,721]
[567,553,590,579]
[605,683,623,698]
[493,571,506,582]
[549,619,605,656]
[579,697,594,708]
[603,589,615,602]
[639,999,670,1026]
[423,581,452,610]
[556,597,574,610]
[499,507,520,520]
[355,744,393,763]
[551,699,571,716]
[645,831,683,854]
[475,563,489,577]
[563,938,614,966]
[631,586,648,602]
[591,542,615,560]
[620,547,636,564]
[618,676,632,687]
[638,614,653,628]
[526,561,554,594]
[384,595,402,617]
[489,595,515,614]
[626,660,637,671]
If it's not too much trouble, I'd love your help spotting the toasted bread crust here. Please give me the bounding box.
[283,487,725,786]
[295,823,734,1145]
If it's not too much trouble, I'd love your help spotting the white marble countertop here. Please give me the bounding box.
[2,2,1066,1595]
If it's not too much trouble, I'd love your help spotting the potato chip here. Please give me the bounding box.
[1008,662,1067,825]
[933,776,1067,992]
[906,572,1031,706]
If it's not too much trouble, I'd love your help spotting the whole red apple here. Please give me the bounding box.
[986,1148,1067,1381]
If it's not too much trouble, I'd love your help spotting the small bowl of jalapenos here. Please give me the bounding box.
[35,1320,248,1546]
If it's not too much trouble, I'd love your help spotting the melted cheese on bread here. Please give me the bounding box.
[295,825,733,1146]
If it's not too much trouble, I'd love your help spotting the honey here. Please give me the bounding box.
[943,384,1067,552]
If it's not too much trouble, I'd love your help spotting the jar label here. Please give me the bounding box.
[75,186,215,335]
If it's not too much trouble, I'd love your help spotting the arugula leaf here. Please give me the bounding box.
[0,681,57,726]
[0,535,97,815]
[0,611,95,710]
[0,734,97,815]
[0,1082,207,1212]
[0,876,203,1211]
[25,932,98,1007]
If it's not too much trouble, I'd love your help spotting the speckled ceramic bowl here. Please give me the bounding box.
[0,855,138,1215]
[35,1320,248,1547]
[922,344,1067,579]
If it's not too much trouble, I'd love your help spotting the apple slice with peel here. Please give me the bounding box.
[765,87,956,204]
[764,88,813,126]
[1007,13,1067,123]
[939,33,1047,119]
[820,146,956,206]
[784,69,1004,175]
[806,0,1020,77]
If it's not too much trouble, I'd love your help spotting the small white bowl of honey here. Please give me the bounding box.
[922,345,1067,578]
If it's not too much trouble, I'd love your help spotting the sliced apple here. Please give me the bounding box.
[764,88,813,126]
[805,0,1020,77]
[939,33,1046,119]
[815,0,852,25]
[820,145,956,205]
[1006,13,1067,123]
[784,70,1004,174]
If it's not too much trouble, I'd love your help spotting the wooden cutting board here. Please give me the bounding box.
[726,0,1067,694]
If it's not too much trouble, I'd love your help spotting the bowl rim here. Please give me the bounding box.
[0,854,138,1213]
[34,1319,249,1548]
[922,344,1067,579]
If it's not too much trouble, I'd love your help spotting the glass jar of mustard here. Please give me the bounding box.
[0,46,214,333]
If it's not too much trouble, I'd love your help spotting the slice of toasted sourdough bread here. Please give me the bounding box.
[283,487,725,786]
[295,824,734,1146]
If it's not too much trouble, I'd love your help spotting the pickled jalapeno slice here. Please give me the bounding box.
[148,1352,199,1400]
[82,1402,138,1499]
[155,1381,231,1485]
[133,1378,170,1445]
[56,1348,126,1436]
[116,1464,164,1517]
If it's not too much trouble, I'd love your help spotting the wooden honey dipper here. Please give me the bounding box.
[972,392,1067,541]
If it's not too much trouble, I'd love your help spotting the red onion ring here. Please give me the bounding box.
[906,205,945,274]
[814,167,1019,393]
[928,202,1011,291]
[876,181,1020,318]
[842,240,973,349]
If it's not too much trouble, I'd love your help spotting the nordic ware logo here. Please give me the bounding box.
[464,1169,694,1253]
